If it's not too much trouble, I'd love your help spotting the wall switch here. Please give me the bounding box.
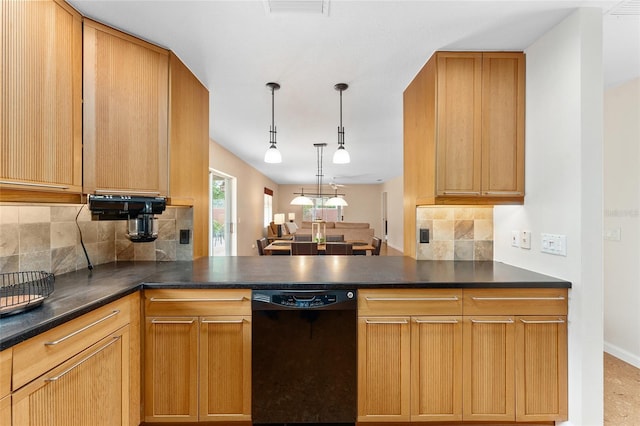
[511,231,520,248]
[179,229,190,244]
[604,228,621,241]
[541,233,567,256]
[521,230,531,249]
[419,228,430,244]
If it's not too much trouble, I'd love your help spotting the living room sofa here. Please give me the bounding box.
[294,221,375,242]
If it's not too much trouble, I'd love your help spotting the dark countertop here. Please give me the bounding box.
[0,256,570,350]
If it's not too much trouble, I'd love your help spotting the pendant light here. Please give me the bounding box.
[290,188,313,206]
[332,83,351,164]
[326,188,348,207]
[264,82,282,163]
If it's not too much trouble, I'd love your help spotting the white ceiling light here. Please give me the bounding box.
[326,189,348,207]
[333,83,351,164]
[264,0,330,16]
[264,82,282,164]
[290,188,313,206]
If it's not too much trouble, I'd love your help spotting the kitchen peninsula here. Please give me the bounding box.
[0,257,570,425]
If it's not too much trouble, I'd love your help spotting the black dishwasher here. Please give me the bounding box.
[252,289,357,425]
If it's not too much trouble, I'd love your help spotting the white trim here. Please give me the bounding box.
[604,341,640,369]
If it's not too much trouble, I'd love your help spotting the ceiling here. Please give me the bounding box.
[68,0,640,186]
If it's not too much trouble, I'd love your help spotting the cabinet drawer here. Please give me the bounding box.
[358,289,462,316]
[144,289,251,316]
[463,289,568,316]
[0,348,10,399]
[12,296,131,390]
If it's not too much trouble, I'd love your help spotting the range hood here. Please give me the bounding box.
[88,194,167,242]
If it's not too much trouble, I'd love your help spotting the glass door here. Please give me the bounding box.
[210,170,236,256]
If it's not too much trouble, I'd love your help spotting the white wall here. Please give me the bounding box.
[603,77,640,367]
[209,139,279,256]
[381,175,403,252]
[493,9,603,426]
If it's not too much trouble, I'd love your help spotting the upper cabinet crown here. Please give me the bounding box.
[82,19,169,196]
[0,0,82,201]
[404,51,525,206]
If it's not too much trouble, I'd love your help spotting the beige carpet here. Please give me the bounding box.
[604,352,640,426]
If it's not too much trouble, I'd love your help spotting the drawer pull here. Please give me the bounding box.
[151,319,195,324]
[471,319,514,324]
[45,310,120,346]
[45,336,121,382]
[0,180,70,190]
[520,318,565,324]
[415,319,459,324]
[483,191,523,196]
[442,191,481,195]
[365,297,459,301]
[149,297,246,302]
[365,319,409,324]
[471,296,565,301]
[202,319,245,324]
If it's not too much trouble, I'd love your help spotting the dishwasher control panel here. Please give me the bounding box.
[252,290,356,310]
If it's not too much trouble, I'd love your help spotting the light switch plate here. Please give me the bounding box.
[521,230,531,249]
[541,233,567,256]
[511,231,520,248]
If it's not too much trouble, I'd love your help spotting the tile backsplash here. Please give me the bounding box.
[416,206,493,261]
[0,204,193,275]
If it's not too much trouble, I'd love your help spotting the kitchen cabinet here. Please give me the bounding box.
[404,51,524,257]
[83,19,169,196]
[144,289,251,423]
[357,289,463,422]
[10,293,138,426]
[168,52,210,257]
[0,0,82,202]
[463,288,568,422]
[358,288,567,424]
[0,348,11,426]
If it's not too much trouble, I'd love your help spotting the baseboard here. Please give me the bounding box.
[604,341,640,369]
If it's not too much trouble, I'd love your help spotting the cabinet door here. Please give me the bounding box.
[144,317,198,422]
[481,52,525,197]
[516,316,568,422]
[199,316,251,421]
[435,52,483,197]
[0,0,82,197]
[83,19,168,196]
[411,316,462,421]
[357,316,411,422]
[0,395,10,426]
[12,327,130,426]
[463,316,515,421]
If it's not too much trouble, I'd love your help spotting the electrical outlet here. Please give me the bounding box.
[604,228,621,241]
[511,231,520,248]
[521,230,531,249]
[541,233,567,256]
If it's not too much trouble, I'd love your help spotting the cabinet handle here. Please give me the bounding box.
[364,319,409,324]
[201,319,245,324]
[0,180,70,190]
[484,191,523,196]
[149,297,246,302]
[471,296,565,301]
[151,319,195,324]
[45,336,121,382]
[520,318,565,324]
[471,319,514,324]
[442,191,481,195]
[45,310,120,346]
[365,297,459,301]
[94,189,160,195]
[414,319,459,324]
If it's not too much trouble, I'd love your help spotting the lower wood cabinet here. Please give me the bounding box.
[358,288,567,424]
[9,293,139,426]
[143,289,251,423]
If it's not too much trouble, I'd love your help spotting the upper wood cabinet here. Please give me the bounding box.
[168,52,210,257]
[83,19,169,196]
[0,0,82,200]
[404,51,525,205]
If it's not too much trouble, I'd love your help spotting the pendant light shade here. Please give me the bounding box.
[332,83,350,164]
[326,196,348,207]
[290,188,313,206]
[264,82,282,163]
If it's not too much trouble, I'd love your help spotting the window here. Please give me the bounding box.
[264,188,273,227]
[302,197,342,222]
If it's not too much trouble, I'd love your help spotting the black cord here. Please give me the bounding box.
[76,204,94,271]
